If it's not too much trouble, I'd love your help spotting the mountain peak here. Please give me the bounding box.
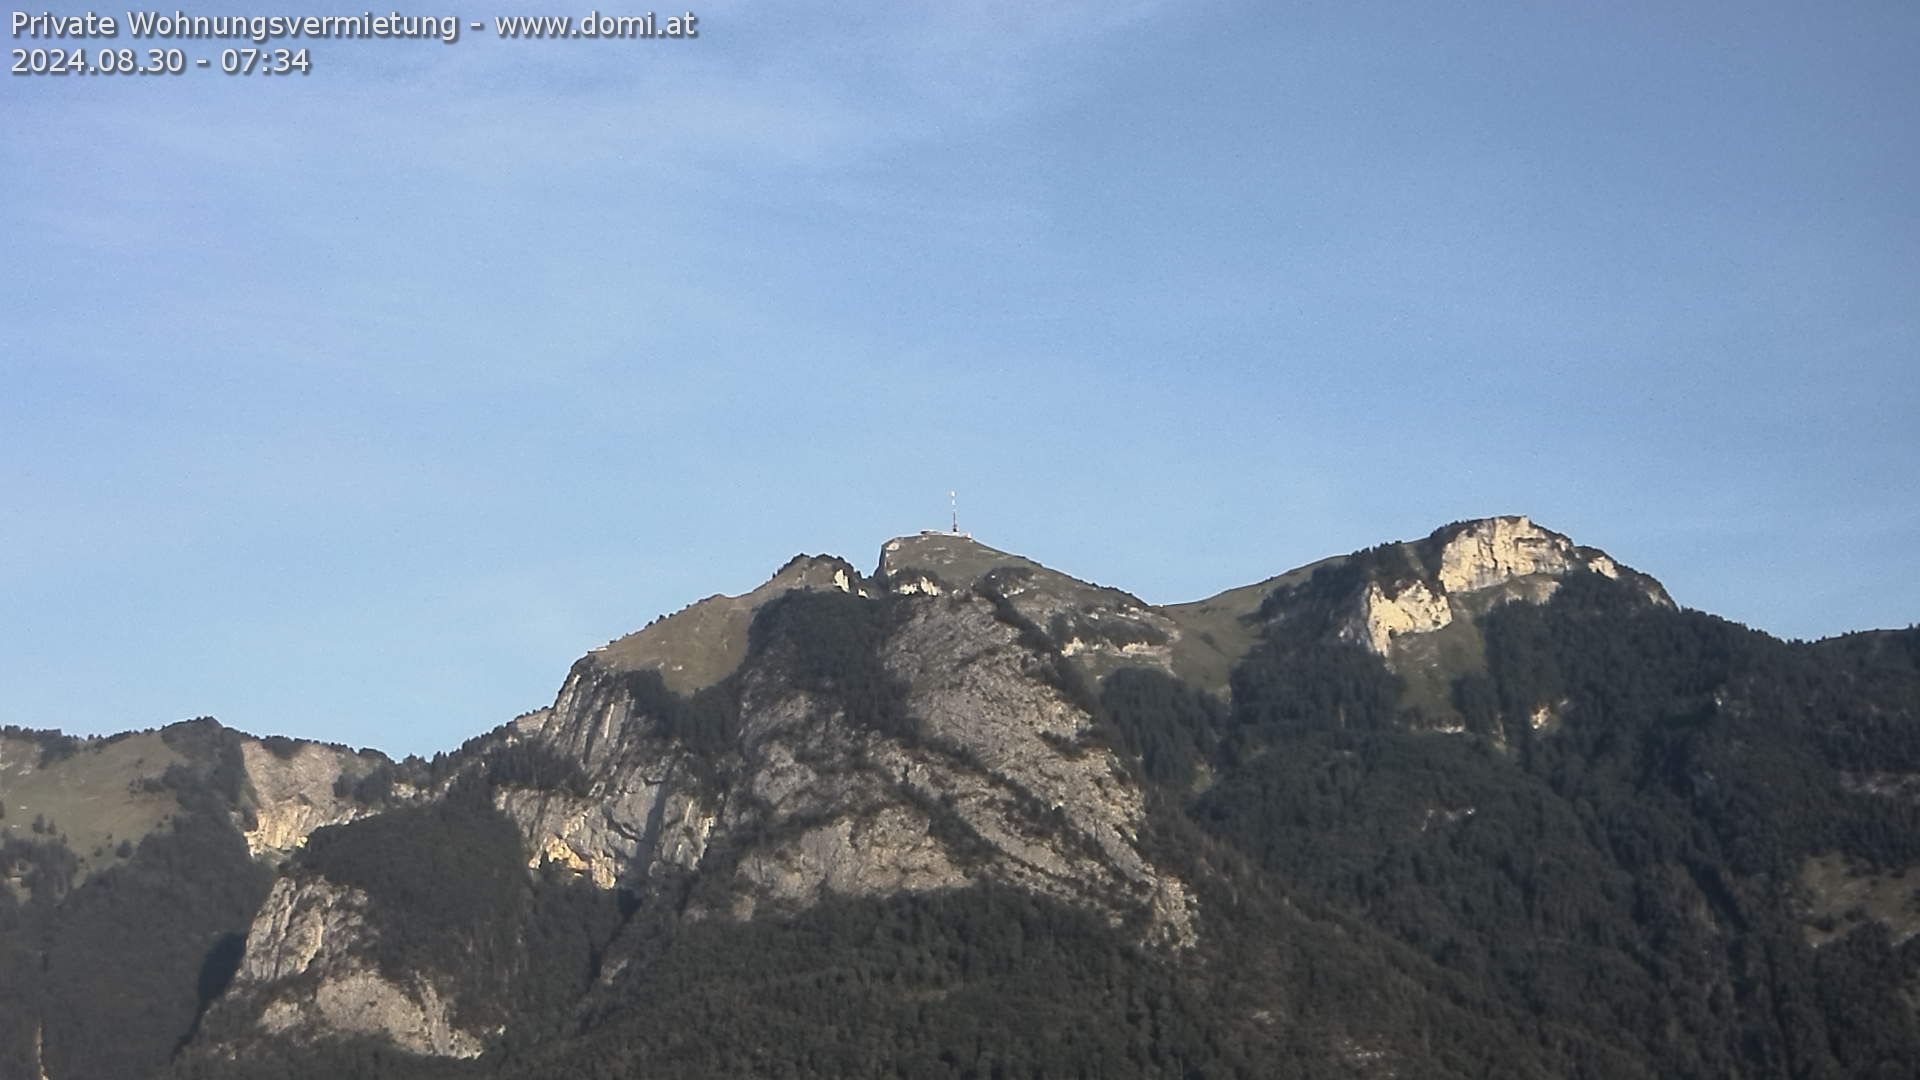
[589,552,864,693]
[1421,515,1669,603]
[1256,514,1671,658]
[877,532,1040,594]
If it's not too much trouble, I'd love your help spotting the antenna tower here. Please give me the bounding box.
[950,491,959,534]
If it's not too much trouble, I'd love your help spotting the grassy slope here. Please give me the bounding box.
[0,731,185,886]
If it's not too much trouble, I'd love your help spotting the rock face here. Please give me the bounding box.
[1434,515,1605,594]
[1321,516,1670,662]
[1338,579,1455,655]
[501,543,1197,939]
[493,672,720,893]
[710,592,1194,937]
[239,742,375,858]
[881,533,1182,682]
[211,877,487,1059]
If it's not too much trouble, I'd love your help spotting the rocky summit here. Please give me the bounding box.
[4,517,1919,1079]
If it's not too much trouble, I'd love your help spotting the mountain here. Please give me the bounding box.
[4,516,1919,1079]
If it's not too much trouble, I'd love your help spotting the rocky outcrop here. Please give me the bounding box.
[492,767,715,891]
[1798,852,1920,949]
[878,597,1196,942]
[1338,579,1454,655]
[1326,516,1669,661]
[665,592,1200,941]
[881,533,1182,682]
[213,877,487,1059]
[239,741,373,858]
[497,676,719,892]
[1434,515,1601,594]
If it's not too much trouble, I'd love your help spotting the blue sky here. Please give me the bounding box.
[4,1,1916,757]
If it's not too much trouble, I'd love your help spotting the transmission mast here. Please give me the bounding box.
[950,491,960,534]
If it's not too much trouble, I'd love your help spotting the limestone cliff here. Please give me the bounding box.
[880,533,1182,682]
[202,876,488,1059]
[1265,515,1671,665]
[1338,579,1455,655]
[1436,517,1572,592]
[501,548,1197,940]
[707,591,1195,938]
[238,741,381,859]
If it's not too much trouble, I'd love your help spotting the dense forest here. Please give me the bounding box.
[1193,574,1920,1076]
